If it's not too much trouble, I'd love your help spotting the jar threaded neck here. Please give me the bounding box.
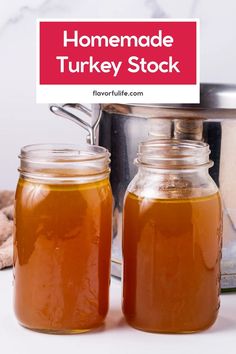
[136,139,213,169]
[19,144,110,182]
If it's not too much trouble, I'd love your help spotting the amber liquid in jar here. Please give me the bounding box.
[14,176,112,333]
[123,191,222,333]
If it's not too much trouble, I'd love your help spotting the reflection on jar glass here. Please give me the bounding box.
[14,144,112,334]
[123,139,222,333]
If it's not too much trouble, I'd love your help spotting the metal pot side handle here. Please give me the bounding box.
[49,104,102,145]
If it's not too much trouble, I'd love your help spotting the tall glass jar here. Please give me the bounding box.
[14,144,112,333]
[123,140,222,333]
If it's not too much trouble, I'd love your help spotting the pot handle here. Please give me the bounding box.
[49,103,102,145]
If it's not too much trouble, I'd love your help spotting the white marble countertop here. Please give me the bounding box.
[1,268,236,354]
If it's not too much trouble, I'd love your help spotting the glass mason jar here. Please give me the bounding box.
[14,144,112,333]
[122,140,222,333]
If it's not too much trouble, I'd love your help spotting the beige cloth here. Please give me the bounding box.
[0,191,14,269]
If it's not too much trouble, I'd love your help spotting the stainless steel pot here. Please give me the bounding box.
[50,83,236,290]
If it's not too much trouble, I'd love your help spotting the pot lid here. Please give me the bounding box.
[160,83,236,110]
[102,83,236,119]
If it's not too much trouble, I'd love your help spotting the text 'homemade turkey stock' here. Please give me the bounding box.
[37,20,199,103]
